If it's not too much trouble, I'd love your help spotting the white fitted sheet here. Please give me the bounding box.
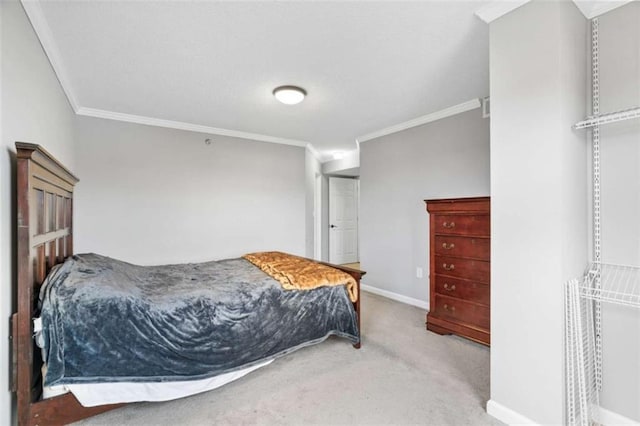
[43,360,272,407]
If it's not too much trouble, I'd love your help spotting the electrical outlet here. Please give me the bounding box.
[416,267,423,278]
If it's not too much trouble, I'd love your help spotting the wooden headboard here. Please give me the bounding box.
[13,141,77,423]
[12,143,121,426]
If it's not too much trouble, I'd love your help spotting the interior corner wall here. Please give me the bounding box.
[74,116,305,265]
[0,2,78,425]
[359,108,489,303]
[489,1,587,424]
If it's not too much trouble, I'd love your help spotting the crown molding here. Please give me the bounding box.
[573,0,635,19]
[305,144,323,161]
[22,0,310,150]
[21,0,502,156]
[21,0,80,112]
[476,0,635,23]
[76,107,309,148]
[475,1,530,24]
[357,98,482,143]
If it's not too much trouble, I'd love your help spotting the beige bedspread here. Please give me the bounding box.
[243,251,358,302]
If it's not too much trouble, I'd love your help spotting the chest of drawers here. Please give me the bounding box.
[425,197,490,345]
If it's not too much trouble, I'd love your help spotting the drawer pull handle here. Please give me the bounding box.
[442,243,455,250]
[443,283,456,291]
[442,221,455,229]
[444,304,456,312]
[442,263,455,271]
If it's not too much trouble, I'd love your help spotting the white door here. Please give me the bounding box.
[329,177,358,264]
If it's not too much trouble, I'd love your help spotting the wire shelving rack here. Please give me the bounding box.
[565,17,640,426]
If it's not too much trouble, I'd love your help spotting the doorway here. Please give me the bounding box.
[329,177,359,264]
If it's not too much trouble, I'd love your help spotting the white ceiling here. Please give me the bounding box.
[29,1,492,157]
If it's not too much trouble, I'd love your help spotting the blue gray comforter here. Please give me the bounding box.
[39,253,358,386]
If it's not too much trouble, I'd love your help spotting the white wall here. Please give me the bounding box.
[305,148,323,259]
[359,108,489,304]
[74,116,305,265]
[489,1,587,424]
[321,172,329,261]
[305,149,331,261]
[322,150,359,176]
[0,1,78,424]
[597,3,640,421]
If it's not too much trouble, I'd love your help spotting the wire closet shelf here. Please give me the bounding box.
[580,263,640,308]
[564,16,640,426]
[573,106,640,130]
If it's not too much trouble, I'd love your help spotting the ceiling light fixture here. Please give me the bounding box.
[273,85,307,105]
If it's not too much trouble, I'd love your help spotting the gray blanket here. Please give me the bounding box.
[39,254,358,386]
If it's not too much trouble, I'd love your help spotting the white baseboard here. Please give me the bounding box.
[360,285,429,310]
[595,406,640,426]
[485,401,640,426]
[486,400,540,425]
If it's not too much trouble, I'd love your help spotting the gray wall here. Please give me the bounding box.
[74,116,306,265]
[597,3,640,420]
[359,108,490,303]
[489,1,587,424]
[0,2,78,424]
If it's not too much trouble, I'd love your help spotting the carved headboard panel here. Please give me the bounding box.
[13,142,78,416]
[16,142,78,296]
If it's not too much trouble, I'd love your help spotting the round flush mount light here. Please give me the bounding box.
[273,85,307,105]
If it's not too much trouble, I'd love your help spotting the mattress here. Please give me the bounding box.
[36,253,358,401]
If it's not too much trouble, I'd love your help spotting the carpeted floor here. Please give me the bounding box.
[73,292,502,425]
[340,262,361,270]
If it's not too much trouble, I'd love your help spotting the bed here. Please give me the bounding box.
[10,142,364,426]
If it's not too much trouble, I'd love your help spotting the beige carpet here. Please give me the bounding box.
[340,262,360,270]
[73,292,501,425]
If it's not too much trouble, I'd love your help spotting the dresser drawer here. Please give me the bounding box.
[434,235,489,260]
[434,295,490,330]
[434,275,489,305]
[435,255,490,283]
[433,214,489,237]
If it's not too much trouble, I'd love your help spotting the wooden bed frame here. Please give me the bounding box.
[10,142,364,426]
